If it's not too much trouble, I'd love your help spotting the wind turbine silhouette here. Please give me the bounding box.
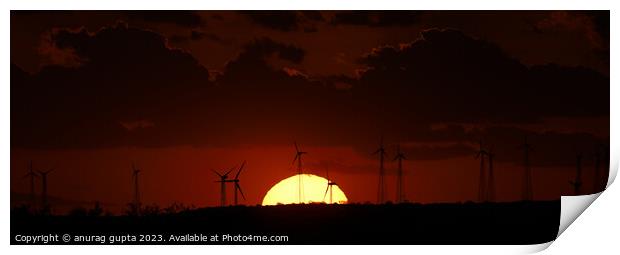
[519,136,534,201]
[323,164,338,204]
[570,153,583,196]
[374,137,387,204]
[37,167,55,209]
[475,140,489,202]
[394,144,406,203]
[23,160,39,206]
[230,161,247,206]
[292,142,307,203]
[213,166,235,206]
[487,148,496,203]
[131,163,142,213]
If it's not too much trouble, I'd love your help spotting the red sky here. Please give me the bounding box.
[10,144,604,213]
[10,11,609,214]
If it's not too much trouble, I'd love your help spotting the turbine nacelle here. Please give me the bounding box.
[292,142,307,164]
[214,161,247,206]
[323,164,339,203]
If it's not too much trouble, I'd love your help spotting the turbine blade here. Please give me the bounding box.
[323,185,330,201]
[294,142,300,152]
[236,183,246,200]
[224,166,235,177]
[292,154,299,164]
[235,161,246,179]
[211,169,223,177]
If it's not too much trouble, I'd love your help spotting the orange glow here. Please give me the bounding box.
[262,174,348,205]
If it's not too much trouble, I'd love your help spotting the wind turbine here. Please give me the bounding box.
[323,164,338,204]
[23,160,39,206]
[394,144,406,203]
[475,140,489,202]
[487,149,496,203]
[374,137,387,204]
[37,168,55,209]
[519,137,534,201]
[230,161,247,206]
[131,163,142,213]
[292,142,307,203]
[213,166,234,207]
[570,153,583,196]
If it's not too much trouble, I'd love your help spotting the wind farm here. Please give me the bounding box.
[9,10,609,245]
[11,136,609,244]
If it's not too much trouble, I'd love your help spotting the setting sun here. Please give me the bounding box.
[262,174,348,205]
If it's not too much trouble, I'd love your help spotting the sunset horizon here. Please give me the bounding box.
[10,10,610,245]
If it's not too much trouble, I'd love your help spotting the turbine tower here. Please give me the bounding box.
[23,160,39,206]
[487,149,496,203]
[394,144,406,203]
[292,142,307,203]
[230,161,247,206]
[213,166,234,207]
[37,168,54,209]
[570,153,583,196]
[475,140,489,202]
[131,163,142,213]
[373,137,387,204]
[323,164,338,204]
[519,137,534,201]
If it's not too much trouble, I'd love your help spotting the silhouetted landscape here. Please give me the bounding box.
[11,201,559,245]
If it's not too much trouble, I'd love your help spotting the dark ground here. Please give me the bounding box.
[11,200,560,245]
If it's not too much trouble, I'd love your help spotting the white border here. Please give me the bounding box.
[2,1,618,254]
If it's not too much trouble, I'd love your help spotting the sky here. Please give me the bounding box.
[10,11,609,213]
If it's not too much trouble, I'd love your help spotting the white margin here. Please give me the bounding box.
[2,1,618,254]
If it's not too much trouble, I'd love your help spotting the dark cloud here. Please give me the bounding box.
[587,11,610,43]
[11,23,212,149]
[239,11,323,32]
[241,37,305,63]
[536,11,608,50]
[11,25,608,168]
[126,11,204,28]
[344,28,608,166]
[354,28,608,124]
[534,11,609,68]
[169,30,224,44]
[330,11,421,27]
[220,37,305,82]
[586,11,610,64]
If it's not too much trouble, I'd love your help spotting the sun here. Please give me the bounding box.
[262,174,348,205]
